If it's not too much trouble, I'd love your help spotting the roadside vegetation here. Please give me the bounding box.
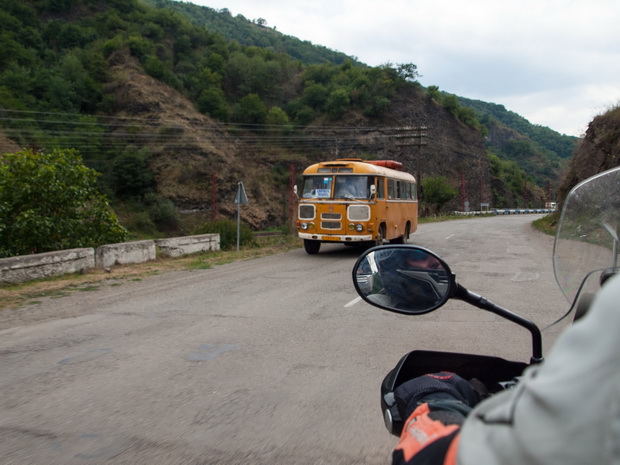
[532,212,559,236]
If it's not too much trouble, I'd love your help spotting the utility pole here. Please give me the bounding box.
[289,164,296,229]
[460,173,467,211]
[233,182,248,252]
[394,126,427,200]
[210,173,218,221]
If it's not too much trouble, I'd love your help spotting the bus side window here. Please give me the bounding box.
[377,178,385,199]
[402,182,411,199]
[388,179,396,199]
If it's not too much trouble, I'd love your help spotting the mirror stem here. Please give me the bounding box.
[454,284,544,364]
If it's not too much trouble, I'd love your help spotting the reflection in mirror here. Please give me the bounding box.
[353,247,452,315]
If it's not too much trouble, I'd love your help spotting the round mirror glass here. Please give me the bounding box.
[353,246,453,315]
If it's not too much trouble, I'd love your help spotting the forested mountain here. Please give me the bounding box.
[0,0,579,241]
[145,0,363,66]
[457,96,579,188]
[155,0,579,189]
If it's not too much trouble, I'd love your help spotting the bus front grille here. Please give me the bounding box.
[321,221,341,230]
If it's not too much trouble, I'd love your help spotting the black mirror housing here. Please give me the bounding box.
[352,245,455,315]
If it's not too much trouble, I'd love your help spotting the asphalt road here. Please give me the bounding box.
[0,215,569,464]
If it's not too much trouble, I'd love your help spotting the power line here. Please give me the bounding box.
[0,109,425,132]
[1,109,432,156]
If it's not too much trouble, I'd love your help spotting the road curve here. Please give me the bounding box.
[0,214,568,464]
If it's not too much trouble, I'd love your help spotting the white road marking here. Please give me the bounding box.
[344,296,362,307]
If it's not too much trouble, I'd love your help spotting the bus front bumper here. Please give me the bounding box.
[298,232,372,242]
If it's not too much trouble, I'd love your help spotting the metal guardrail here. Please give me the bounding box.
[453,209,556,216]
[492,208,556,215]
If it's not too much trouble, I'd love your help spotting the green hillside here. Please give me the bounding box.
[146,0,364,66]
[458,96,579,187]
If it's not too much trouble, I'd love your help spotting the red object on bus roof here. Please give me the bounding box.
[366,160,403,170]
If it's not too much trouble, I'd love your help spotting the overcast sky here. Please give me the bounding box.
[183,0,620,137]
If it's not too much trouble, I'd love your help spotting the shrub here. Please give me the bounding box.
[194,218,256,250]
[0,148,128,257]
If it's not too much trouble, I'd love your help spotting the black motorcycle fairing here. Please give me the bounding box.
[381,350,528,436]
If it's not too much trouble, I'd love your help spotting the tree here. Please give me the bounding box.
[301,82,328,110]
[426,85,441,101]
[265,106,290,133]
[395,63,420,81]
[421,176,457,213]
[111,148,155,199]
[232,93,267,125]
[0,148,128,257]
[197,87,230,120]
[326,88,350,117]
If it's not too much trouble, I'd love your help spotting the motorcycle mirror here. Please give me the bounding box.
[352,245,455,315]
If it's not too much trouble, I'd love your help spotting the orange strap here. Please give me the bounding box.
[394,403,460,463]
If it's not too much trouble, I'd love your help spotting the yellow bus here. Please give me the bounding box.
[295,158,418,254]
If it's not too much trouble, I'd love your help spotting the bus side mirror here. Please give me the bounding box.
[370,185,376,198]
[293,185,298,197]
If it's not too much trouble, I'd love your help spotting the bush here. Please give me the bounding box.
[0,148,128,257]
[124,211,158,237]
[421,176,457,213]
[146,196,180,233]
[194,218,256,250]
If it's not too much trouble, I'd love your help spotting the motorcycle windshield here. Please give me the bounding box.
[551,166,620,327]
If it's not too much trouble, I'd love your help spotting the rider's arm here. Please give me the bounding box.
[457,274,620,464]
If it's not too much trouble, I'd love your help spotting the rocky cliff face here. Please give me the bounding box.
[297,85,492,212]
[557,106,620,204]
[103,49,542,229]
[106,49,286,228]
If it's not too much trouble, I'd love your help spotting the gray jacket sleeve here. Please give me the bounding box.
[458,273,620,464]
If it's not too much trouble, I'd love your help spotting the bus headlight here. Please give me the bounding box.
[301,222,309,230]
[355,224,364,232]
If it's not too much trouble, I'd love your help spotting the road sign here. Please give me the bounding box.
[234,182,248,204]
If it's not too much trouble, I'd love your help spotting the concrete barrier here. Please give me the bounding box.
[1,233,222,284]
[95,240,156,269]
[155,233,220,258]
[0,248,95,284]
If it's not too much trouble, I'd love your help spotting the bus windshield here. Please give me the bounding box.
[301,176,333,199]
[302,175,373,199]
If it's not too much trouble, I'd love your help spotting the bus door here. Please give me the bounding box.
[385,178,405,240]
